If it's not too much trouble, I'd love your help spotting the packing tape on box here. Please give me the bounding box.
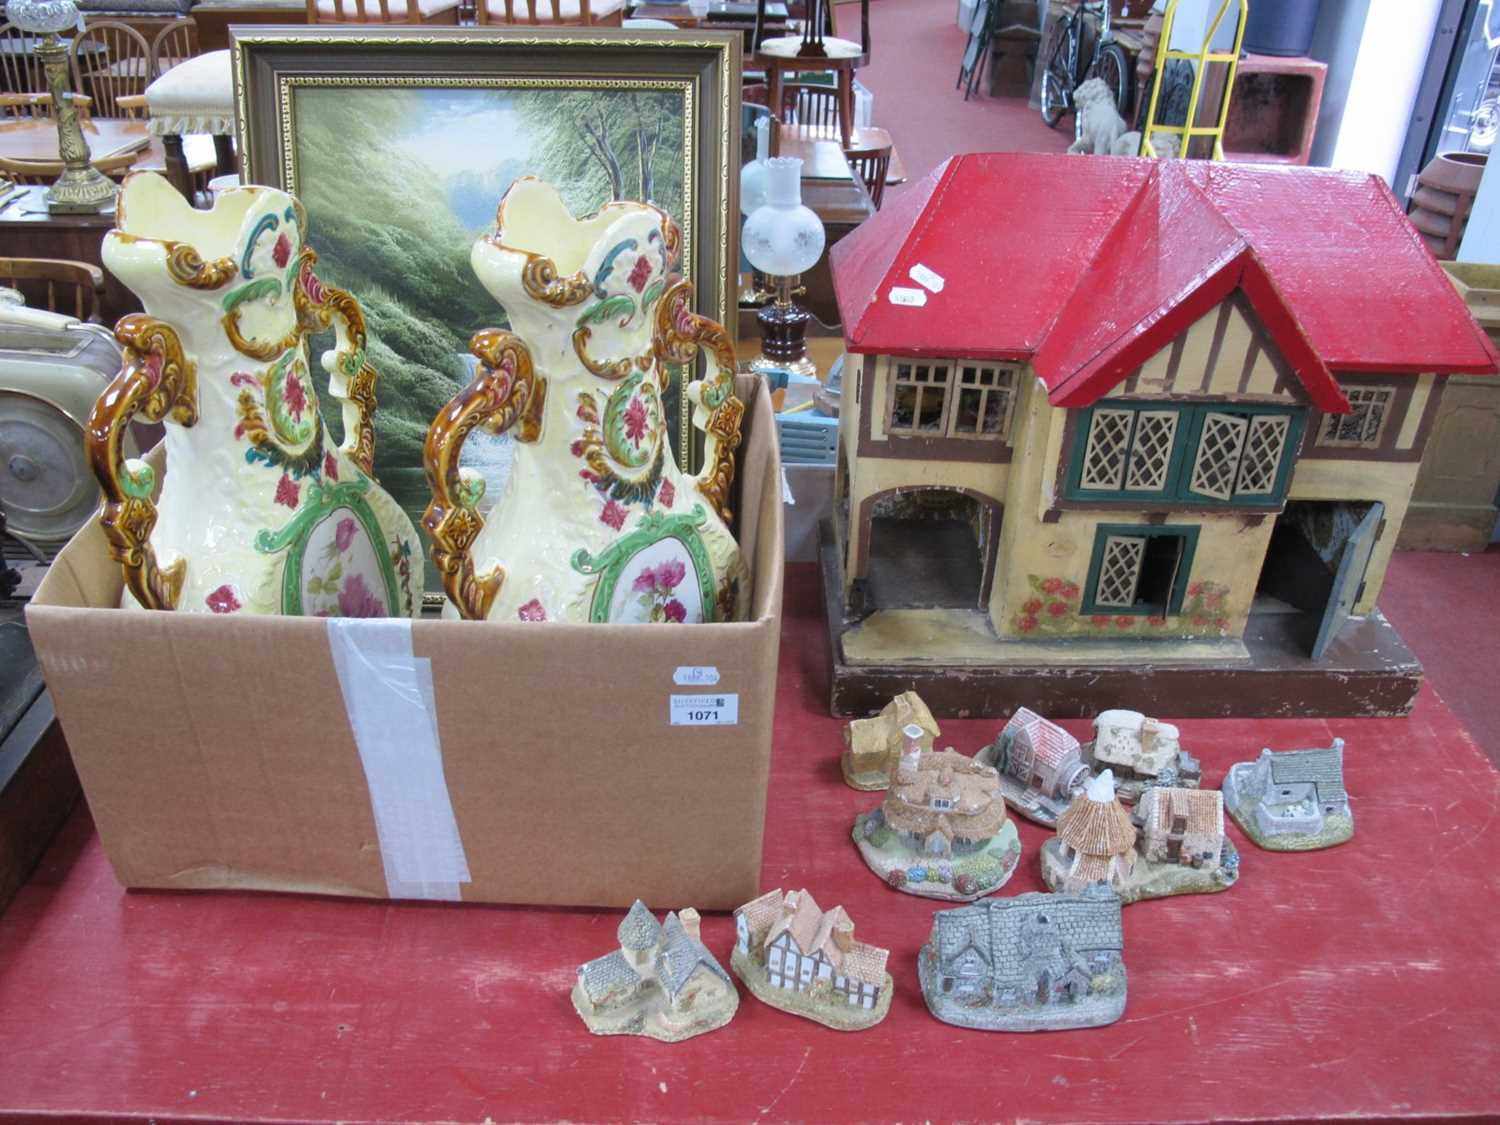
[327,618,471,901]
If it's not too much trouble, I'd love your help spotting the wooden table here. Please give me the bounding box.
[2,565,1500,1122]
[776,122,905,184]
[0,116,216,175]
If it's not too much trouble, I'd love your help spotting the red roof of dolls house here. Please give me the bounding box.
[830,154,1500,412]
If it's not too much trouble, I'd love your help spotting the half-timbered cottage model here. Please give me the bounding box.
[978,706,1092,825]
[732,888,892,1030]
[826,154,1500,718]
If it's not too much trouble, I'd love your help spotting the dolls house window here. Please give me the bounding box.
[1070,403,1302,507]
[1316,385,1396,449]
[889,363,951,433]
[1084,525,1199,616]
[887,360,1016,440]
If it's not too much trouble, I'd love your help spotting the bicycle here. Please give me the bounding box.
[1039,0,1132,131]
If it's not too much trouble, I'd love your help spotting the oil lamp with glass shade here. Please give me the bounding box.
[741,156,825,379]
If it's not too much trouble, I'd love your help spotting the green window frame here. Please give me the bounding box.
[1082,524,1201,617]
[1067,401,1305,509]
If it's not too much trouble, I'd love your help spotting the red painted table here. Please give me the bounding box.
[2,563,1499,1122]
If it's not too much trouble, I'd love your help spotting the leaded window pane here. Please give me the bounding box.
[1189,412,1249,500]
[1093,535,1145,608]
[1318,386,1395,448]
[1235,414,1291,495]
[1124,411,1179,491]
[1080,409,1134,490]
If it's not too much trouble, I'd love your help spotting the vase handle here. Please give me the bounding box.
[85,314,199,611]
[654,279,745,523]
[295,252,380,476]
[422,328,547,621]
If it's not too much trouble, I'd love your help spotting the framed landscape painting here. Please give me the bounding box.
[232,26,740,601]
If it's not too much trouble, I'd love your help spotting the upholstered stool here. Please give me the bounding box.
[144,48,235,201]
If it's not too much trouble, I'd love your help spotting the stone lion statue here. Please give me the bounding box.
[1111,130,1183,159]
[1067,77,1127,156]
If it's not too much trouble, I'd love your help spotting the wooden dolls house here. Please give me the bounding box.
[823,154,1499,717]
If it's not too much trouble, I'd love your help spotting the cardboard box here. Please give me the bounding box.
[25,376,782,911]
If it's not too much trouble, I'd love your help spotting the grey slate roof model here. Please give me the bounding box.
[654,912,733,1001]
[932,883,1122,988]
[577,949,641,1003]
[1267,744,1347,804]
[617,899,662,951]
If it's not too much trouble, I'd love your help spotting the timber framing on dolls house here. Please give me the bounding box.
[821,154,1499,719]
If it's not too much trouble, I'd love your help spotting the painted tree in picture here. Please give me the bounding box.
[290,84,688,593]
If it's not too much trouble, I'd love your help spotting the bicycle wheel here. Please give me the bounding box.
[1094,42,1133,121]
[1040,24,1075,128]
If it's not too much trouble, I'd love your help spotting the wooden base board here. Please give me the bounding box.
[819,522,1423,719]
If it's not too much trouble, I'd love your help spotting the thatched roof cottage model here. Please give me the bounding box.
[1223,739,1353,850]
[571,900,737,1042]
[852,733,1021,900]
[1048,770,1137,893]
[731,888,891,1031]
[1042,776,1240,903]
[824,153,1500,719]
[1087,708,1201,801]
[918,886,1127,1031]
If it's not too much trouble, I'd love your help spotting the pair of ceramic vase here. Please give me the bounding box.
[89,173,749,624]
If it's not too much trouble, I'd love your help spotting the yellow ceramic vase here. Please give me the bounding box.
[89,172,423,617]
[423,178,749,624]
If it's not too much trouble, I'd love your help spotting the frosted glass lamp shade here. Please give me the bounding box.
[6,0,79,34]
[741,157,825,277]
[740,115,771,217]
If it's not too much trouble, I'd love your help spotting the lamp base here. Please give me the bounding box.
[751,293,817,379]
[46,165,116,215]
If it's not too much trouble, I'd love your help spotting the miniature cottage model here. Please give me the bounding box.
[918,886,1127,1031]
[1047,770,1136,893]
[841,690,941,790]
[571,901,738,1042]
[853,729,1021,899]
[1223,739,1353,850]
[825,153,1500,718]
[1043,777,1239,903]
[1088,709,1201,800]
[978,706,1092,825]
[731,888,892,1030]
[1137,787,1225,868]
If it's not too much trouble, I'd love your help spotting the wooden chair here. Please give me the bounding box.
[780,80,840,132]
[0,257,106,322]
[115,93,148,120]
[0,92,93,121]
[69,21,153,119]
[0,150,138,185]
[149,19,199,79]
[843,140,890,208]
[307,0,462,24]
[0,22,48,97]
[475,0,624,25]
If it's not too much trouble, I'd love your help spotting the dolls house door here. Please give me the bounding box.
[1255,500,1383,661]
[1311,502,1384,661]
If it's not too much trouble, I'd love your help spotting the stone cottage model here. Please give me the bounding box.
[1088,709,1201,801]
[978,706,1092,825]
[824,153,1499,719]
[841,690,941,790]
[852,730,1021,900]
[918,885,1127,1031]
[1223,739,1353,850]
[571,900,738,1042]
[731,888,891,1030]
